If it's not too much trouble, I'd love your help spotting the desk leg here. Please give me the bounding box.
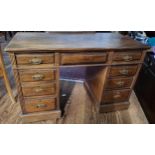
[55,53,60,111]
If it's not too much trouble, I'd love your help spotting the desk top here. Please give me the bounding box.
[5,32,149,52]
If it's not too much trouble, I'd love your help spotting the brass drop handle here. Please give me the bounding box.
[116,81,125,87]
[29,58,42,65]
[32,74,44,80]
[123,55,133,61]
[34,87,43,92]
[36,103,47,108]
[119,69,129,75]
[113,92,121,98]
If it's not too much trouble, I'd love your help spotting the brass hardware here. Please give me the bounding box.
[119,69,129,75]
[113,92,121,98]
[34,87,43,93]
[123,55,133,61]
[32,74,44,80]
[36,103,47,108]
[29,58,42,65]
[116,81,125,87]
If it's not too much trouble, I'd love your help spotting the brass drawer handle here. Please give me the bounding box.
[36,103,47,108]
[29,58,43,65]
[113,92,121,98]
[116,81,125,87]
[32,74,44,80]
[123,55,133,61]
[119,69,129,75]
[34,87,43,92]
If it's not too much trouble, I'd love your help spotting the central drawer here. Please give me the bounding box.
[19,69,56,82]
[60,52,107,65]
[16,54,55,65]
[102,89,131,104]
[21,81,56,97]
[23,96,56,113]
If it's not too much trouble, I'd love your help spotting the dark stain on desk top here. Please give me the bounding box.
[5,32,149,52]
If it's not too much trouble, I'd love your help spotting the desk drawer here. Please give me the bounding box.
[19,69,56,82]
[22,82,56,97]
[102,89,131,104]
[113,51,142,62]
[109,65,138,77]
[61,53,107,65]
[106,77,133,89]
[24,97,56,113]
[16,54,55,65]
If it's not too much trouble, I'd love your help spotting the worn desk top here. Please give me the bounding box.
[5,32,149,52]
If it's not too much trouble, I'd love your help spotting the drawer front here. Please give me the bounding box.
[22,82,56,97]
[106,77,133,89]
[61,53,107,65]
[109,65,138,77]
[24,97,56,113]
[113,51,142,62]
[19,70,56,82]
[16,54,55,65]
[102,89,131,104]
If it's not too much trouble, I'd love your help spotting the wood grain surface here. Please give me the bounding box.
[0,81,148,124]
[102,89,131,104]
[21,81,56,97]
[16,53,55,65]
[109,65,138,77]
[61,52,107,65]
[5,32,149,52]
[19,69,56,82]
[105,77,133,89]
[4,32,150,116]
[112,51,142,62]
[23,96,56,113]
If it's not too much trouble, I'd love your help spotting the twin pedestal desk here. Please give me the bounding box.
[5,32,149,123]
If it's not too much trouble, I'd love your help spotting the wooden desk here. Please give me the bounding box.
[5,32,149,123]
